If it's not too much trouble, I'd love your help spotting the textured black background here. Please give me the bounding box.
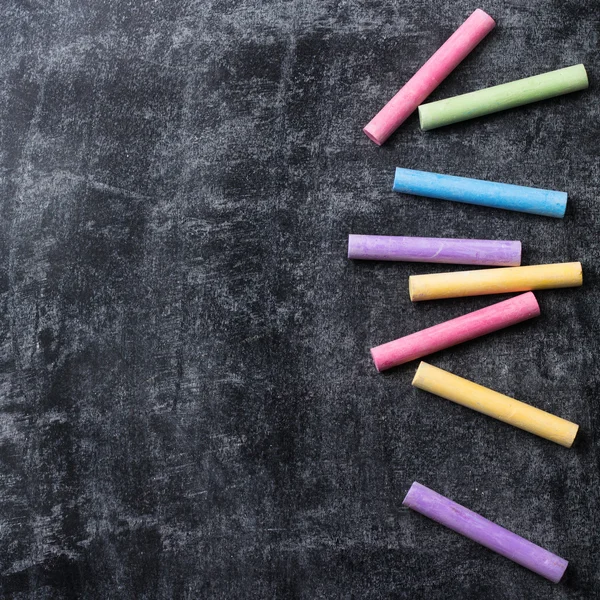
[0,1,598,598]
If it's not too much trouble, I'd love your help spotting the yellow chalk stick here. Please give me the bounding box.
[409,262,582,301]
[412,362,579,447]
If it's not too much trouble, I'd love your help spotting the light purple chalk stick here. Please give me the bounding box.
[348,235,521,266]
[403,482,568,583]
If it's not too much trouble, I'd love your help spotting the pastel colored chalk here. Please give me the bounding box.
[409,262,582,301]
[370,292,539,371]
[363,9,495,145]
[419,64,588,130]
[348,235,521,266]
[393,167,567,218]
[412,362,579,447]
[403,482,568,583]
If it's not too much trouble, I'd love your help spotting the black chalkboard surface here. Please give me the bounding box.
[0,1,598,598]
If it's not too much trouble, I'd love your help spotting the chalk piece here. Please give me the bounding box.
[419,64,589,130]
[403,482,568,583]
[412,362,579,447]
[363,9,495,145]
[348,235,521,266]
[393,167,567,218]
[409,262,582,301]
[370,292,539,371]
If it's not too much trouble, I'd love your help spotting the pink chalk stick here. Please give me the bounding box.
[363,9,495,145]
[371,292,540,371]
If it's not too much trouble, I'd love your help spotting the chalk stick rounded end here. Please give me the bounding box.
[513,240,523,266]
[521,291,541,317]
[412,362,427,387]
[417,104,431,131]
[561,423,579,449]
[472,8,496,30]
[370,346,383,372]
[549,560,569,584]
[408,276,417,302]
[576,63,589,89]
[363,125,384,146]
[555,192,568,218]
[568,261,584,287]
[402,481,425,508]
[347,234,356,259]
[392,167,402,191]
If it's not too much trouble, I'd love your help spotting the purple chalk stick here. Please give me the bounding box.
[403,482,568,583]
[348,235,521,266]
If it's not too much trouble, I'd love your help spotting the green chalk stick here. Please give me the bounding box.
[418,64,588,130]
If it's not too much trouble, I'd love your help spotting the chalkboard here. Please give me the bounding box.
[0,1,598,598]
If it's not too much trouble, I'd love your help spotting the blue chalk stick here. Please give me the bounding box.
[392,168,567,218]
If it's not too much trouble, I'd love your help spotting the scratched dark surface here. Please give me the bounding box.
[0,0,598,598]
